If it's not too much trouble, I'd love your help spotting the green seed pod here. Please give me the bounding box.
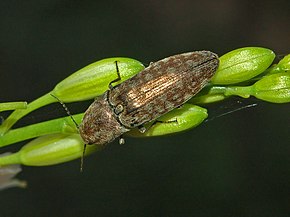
[211,47,275,85]
[0,57,144,135]
[265,54,290,75]
[126,104,208,137]
[53,58,145,102]
[252,72,290,103]
[0,134,99,166]
[277,54,290,71]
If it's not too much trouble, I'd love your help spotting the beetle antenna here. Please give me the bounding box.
[80,143,87,172]
[50,94,86,171]
[50,94,79,128]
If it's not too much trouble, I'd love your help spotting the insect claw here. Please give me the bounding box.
[119,137,125,145]
[138,125,146,133]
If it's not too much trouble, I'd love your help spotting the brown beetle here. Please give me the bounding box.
[79,51,219,146]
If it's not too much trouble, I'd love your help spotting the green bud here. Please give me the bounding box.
[222,72,290,103]
[277,54,290,71]
[211,47,275,85]
[264,54,290,75]
[53,57,145,102]
[0,57,144,135]
[252,72,290,103]
[0,134,99,166]
[126,104,208,137]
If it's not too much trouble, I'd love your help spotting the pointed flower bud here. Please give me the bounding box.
[277,54,290,71]
[0,58,144,135]
[252,72,290,103]
[53,57,145,102]
[211,47,275,85]
[0,134,99,166]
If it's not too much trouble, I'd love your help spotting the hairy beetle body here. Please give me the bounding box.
[79,51,219,145]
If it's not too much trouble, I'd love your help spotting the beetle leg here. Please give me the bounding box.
[119,136,125,145]
[152,118,178,126]
[109,61,122,90]
[138,118,178,134]
[138,125,147,133]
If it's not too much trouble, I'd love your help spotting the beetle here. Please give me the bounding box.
[79,51,219,146]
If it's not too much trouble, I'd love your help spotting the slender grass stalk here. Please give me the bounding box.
[0,102,28,112]
[0,114,83,147]
[0,93,56,136]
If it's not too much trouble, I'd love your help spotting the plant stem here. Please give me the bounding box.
[0,152,21,165]
[0,102,28,112]
[0,92,57,135]
[0,114,83,147]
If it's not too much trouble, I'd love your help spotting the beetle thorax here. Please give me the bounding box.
[79,93,129,145]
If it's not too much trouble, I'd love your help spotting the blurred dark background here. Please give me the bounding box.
[0,0,289,216]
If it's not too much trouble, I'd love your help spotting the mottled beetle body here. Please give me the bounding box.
[79,51,219,145]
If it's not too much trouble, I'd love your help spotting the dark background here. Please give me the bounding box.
[1,0,290,216]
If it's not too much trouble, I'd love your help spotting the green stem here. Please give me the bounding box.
[0,152,21,165]
[206,86,227,94]
[0,92,56,135]
[224,86,253,98]
[0,113,83,147]
[0,102,28,112]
